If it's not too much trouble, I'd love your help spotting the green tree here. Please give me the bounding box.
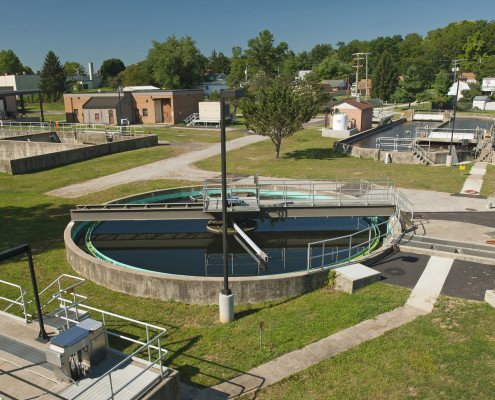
[315,53,353,80]
[371,51,398,101]
[474,55,495,81]
[0,49,23,75]
[64,61,86,76]
[119,63,152,87]
[432,70,452,99]
[309,43,334,67]
[39,51,67,102]
[242,73,323,159]
[245,30,288,76]
[208,50,231,74]
[146,35,205,89]
[227,47,247,88]
[391,65,425,105]
[100,58,125,85]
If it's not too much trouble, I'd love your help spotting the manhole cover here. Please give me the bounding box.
[486,240,495,245]
[464,190,479,194]
[465,208,477,211]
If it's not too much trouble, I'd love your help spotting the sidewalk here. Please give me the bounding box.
[46,134,269,198]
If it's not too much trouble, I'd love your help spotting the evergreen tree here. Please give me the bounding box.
[208,50,231,74]
[371,51,398,101]
[39,51,67,102]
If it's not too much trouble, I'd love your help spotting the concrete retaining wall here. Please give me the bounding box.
[1,134,157,174]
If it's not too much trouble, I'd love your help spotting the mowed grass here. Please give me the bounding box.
[146,126,245,143]
[0,144,409,387]
[481,164,495,197]
[242,297,495,400]
[196,128,471,193]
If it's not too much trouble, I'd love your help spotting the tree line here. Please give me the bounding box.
[1,19,495,103]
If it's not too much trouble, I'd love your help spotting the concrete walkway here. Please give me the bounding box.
[181,256,454,399]
[460,162,488,196]
[45,134,269,198]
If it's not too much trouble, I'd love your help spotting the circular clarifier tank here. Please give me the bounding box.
[65,186,386,304]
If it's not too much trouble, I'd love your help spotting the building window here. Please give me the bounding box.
[74,109,78,116]
[95,113,100,121]
[142,108,148,116]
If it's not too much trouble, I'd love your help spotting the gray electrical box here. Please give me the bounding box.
[45,318,107,382]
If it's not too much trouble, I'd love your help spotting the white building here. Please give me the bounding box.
[448,81,475,99]
[473,96,491,110]
[481,77,495,95]
[197,73,228,97]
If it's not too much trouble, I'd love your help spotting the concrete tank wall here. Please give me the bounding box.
[1,134,158,174]
[65,222,330,305]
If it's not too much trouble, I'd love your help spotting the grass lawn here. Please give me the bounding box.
[145,126,245,142]
[481,164,495,197]
[25,101,65,112]
[0,150,409,386]
[196,128,471,194]
[243,296,495,399]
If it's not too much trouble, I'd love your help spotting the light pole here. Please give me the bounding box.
[219,88,244,324]
[117,86,123,126]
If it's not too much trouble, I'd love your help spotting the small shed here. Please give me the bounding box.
[472,96,491,110]
[322,97,375,133]
[82,95,131,125]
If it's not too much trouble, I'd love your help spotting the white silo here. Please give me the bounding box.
[333,112,348,130]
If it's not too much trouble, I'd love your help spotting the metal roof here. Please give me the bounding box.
[82,96,122,109]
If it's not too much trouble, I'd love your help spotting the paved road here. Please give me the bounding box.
[370,251,495,301]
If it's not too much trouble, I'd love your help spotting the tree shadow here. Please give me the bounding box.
[283,147,349,160]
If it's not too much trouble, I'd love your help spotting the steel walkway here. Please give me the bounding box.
[70,178,411,222]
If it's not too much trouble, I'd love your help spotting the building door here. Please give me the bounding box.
[108,110,114,125]
[162,99,172,123]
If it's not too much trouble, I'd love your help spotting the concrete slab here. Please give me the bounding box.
[485,290,495,308]
[334,263,381,293]
[461,162,487,195]
[406,256,454,312]
[0,353,67,399]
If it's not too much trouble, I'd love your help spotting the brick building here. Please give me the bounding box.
[323,98,374,132]
[64,89,204,125]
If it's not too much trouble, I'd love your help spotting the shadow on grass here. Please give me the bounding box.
[283,147,349,160]
[0,204,73,250]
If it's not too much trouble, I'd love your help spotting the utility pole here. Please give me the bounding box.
[452,59,465,83]
[353,53,371,99]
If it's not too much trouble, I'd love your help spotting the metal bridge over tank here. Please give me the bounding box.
[70,178,413,221]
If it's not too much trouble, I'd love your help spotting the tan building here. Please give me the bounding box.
[323,98,374,132]
[64,89,204,125]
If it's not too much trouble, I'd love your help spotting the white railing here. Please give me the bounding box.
[0,280,29,323]
[0,121,146,136]
[0,121,51,135]
[376,137,416,152]
[69,329,168,400]
[306,210,402,271]
[0,274,86,324]
[203,178,402,209]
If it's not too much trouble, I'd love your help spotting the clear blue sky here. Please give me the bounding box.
[3,0,495,72]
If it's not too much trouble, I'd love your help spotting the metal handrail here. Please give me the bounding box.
[69,330,168,400]
[0,280,29,322]
[306,210,401,271]
[58,298,167,362]
[32,274,86,318]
